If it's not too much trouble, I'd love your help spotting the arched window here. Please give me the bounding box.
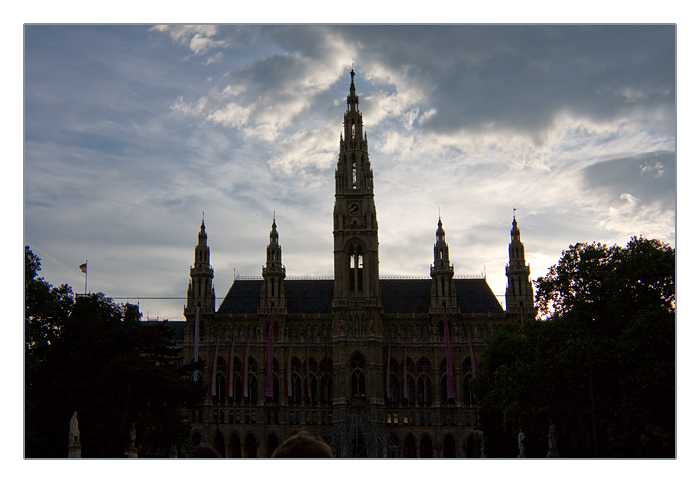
[386,356,400,403]
[244,433,258,458]
[228,356,243,403]
[348,243,365,295]
[267,357,280,403]
[320,356,333,404]
[291,357,303,404]
[215,372,227,403]
[350,351,366,398]
[389,374,400,403]
[246,357,258,403]
[266,433,279,457]
[192,431,203,447]
[417,357,432,404]
[229,432,241,458]
[443,434,456,458]
[420,435,433,458]
[406,375,416,404]
[309,375,319,403]
[248,374,258,403]
[213,432,225,458]
[404,434,417,458]
[462,357,474,406]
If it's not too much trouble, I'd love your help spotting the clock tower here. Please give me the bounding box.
[333,69,380,307]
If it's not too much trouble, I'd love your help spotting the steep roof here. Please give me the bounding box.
[217,278,503,315]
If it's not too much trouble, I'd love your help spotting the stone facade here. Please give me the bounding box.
[181,71,534,458]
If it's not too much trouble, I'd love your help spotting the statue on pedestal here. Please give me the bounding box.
[130,423,137,448]
[547,421,559,457]
[517,429,525,457]
[69,411,80,445]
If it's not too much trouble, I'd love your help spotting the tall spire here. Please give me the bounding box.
[333,69,380,310]
[186,218,215,313]
[505,213,534,319]
[262,216,286,313]
[347,68,358,112]
[431,217,456,312]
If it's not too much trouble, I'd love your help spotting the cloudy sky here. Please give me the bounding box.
[23,24,676,321]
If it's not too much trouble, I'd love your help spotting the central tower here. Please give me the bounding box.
[333,69,380,307]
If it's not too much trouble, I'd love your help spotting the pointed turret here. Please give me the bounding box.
[505,214,535,319]
[186,217,215,313]
[261,215,286,313]
[430,217,457,312]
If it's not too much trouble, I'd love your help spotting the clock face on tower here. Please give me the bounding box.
[347,200,362,216]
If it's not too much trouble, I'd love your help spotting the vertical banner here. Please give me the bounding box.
[442,304,455,399]
[243,332,250,398]
[211,329,220,396]
[467,324,478,378]
[227,328,235,398]
[265,304,275,398]
[386,341,392,398]
[304,339,310,402]
[193,306,200,382]
[403,337,409,400]
[286,335,294,398]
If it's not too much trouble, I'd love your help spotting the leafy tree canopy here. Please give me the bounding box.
[473,237,674,458]
[25,247,205,457]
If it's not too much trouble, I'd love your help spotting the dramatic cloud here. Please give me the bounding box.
[24,25,676,320]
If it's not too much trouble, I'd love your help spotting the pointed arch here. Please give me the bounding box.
[213,431,225,458]
[243,433,258,458]
[420,435,433,458]
[350,350,367,398]
[266,432,280,457]
[229,432,241,458]
[320,356,333,404]
[443,434,456,458]
[404,433,417,458]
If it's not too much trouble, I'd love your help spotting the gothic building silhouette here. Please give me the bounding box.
[182,70,535,457]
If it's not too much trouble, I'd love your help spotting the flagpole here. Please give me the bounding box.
[79,261,88,295]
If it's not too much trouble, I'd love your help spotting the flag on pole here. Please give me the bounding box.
[243,333,250,398]
[265,305,275,398]
[227,329,235,399]
[442,304,455,399]
[79,261,88,294]
[211,329,220,396]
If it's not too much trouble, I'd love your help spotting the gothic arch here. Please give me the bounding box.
[266,432,280,457]
[213,431,225,457]
[420,434,433,458]
[243,432,258,458]
[443,433,456,458]
[229,432,241,458]
[350,350,367,398]
[191,431,202,447]
[404,433,417,458]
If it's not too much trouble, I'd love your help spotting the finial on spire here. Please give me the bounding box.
[513,207,516,219]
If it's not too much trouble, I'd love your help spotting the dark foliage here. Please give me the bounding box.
[25,247,205,457]
[472,237,675,457]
